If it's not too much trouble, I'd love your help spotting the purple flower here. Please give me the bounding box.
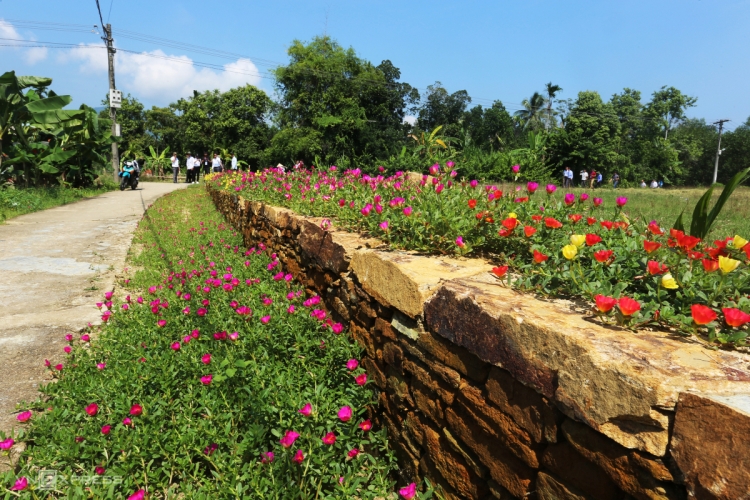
[616,197,628,207]
[564,193,575,206]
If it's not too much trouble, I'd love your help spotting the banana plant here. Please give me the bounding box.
[146,145,171,176]
[408,125,454,158]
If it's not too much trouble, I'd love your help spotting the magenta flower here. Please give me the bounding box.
[137,296,144,304]
[16,411,31,423]
[346,359,359,371]
[170,342,181,351]
[512,165,520,173]
[101,425,111,435]
[322,432,337,445]
[122,417,132,426]
[470,179,478,188]
[399,483,417,500]
[10,477,28,491]
[428,164,440,176]
[55,363,63,371]
[97,363,106,370]
[348,448,360,458]
[355,374,367,386]
[95,466,105,475]
[122,303,130,311]
[197,307,207,316]
[229,331,239,341]
[201,353,211,364]
[191,329,200,339]
[279,430,300,448]
[455,236,465,248]
[127,489,146,500]
[299,403,312,417]
[200,375,213,385]
[338,406,353,422]
[85,404,98,416]
[214,331,227,340]
[292,449,305,464]
[403,206,413,216]
[65,334,73,342]
[157,320,167,328]
[579,193,589,202]
[64,346,72,354]
[435,183,444,194]
[564,193,575,206]
[332,323,344,334]
[287,305,296,314]
[130,404,143,416]
[104,291,114,300]
[616,196,628,207]
[379,221,389,232]
[0,438,14,450]
[261,451,274,463]
[261,315,271,324]
[593,197,603,207]
[203,443,218,455]
[526,182,539,194]
[359,419,372,431]
[545,184,557,194]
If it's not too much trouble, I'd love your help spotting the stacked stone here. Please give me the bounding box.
[208,188,750,500]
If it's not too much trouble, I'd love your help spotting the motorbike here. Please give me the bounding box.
[119,161,139,191]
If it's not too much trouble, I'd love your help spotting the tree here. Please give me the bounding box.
[416,82,471,135]
[514,92,546,131]
[99,94,147,157]
[462,101,517,151]
[544,82,562,130]
[719,117,750,184]
[644,86,697,140]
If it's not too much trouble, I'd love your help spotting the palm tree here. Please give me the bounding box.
[544,82,562,130]
[514,92,546,131]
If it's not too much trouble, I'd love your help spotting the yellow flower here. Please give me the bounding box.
[570,234,586,248]
[733,235,748,250]
[719,255,741,274]
[562,244,578,260]
[661,273,679,289]
[508,212,518,219]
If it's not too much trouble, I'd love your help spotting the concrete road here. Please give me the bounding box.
[0,182,188,437]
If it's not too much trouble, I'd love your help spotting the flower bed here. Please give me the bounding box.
[0,189,407,498]
[208,166,750,347]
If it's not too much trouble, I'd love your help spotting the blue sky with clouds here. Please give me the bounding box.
[1,0,748,128]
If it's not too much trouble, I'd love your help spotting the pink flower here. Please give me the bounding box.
[64,346,72,353]
[10,477,28,491]
[200,375,213,385]
[95,466,105,475]
[299,403,312,417]
[101,425,111,435]
[104,291,114,300]
[97,363,106,370]
[403,206,413,216]
[287,305,296,314]
[201,353,212,364]
[0,438,14,450]
[85,403,98,416]
[127,489,146,500]
[593,197,603,207]
[16,410,32,422]
[81,334,90,342]
[55,363,63,371]
[130,404,143,416]
[332,323,344,334]
[122,417,132,426]
[347,359,359,370]
[157,320,167,328]
[44,359,51,367]
[170,342,181,351]
[137,296,144,304]
[455,236,465,248]
[347,448,360,458]
[545,184,557,194]
[579,193,589,202]
[279,430,300,448]
[338,406,353,422]
[122,303,130,311]
[322,432,337,445]
[359,419,372,431]
[355,374,367,386]
[512,164,520,173]
[229,331,239,341]
[65,333,73,342]
[564,193,575,205]
[526,182,538,193]
[399,483,417,500]
[261,451,274,463]
[197,307,207,316]
[470,179,478,188]
[379,221,389,232]
[203,443,218,455]
[191,329,200,339]
[261,315,271,324]
[616,196,628,207]
[292,449,305,464]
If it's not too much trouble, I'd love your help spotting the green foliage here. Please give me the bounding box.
[0,182,116,222]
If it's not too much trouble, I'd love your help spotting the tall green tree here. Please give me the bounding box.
[644,86,697,140]
[544,82,562,130]
[416,82,471,135]
[514,92,546,131]
[462,101,517,151]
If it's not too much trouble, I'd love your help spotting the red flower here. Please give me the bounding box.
[531,215,543,223]
[492,266,508,278]
[524,226,536,238]
[618,297,641,316]
[647,222,664,235]
[647,260,668,275]
[594,250,613,263]
[702,259,719,273]
[670,228,685,238]
[532,250,549,264]
[502,217,519,230]
[568,214,582,223]
[129,404,143,416]
[468,199,477,209]
[586,217,597,226]
[585,234,602,246]
[514,196,529,203]
[498,228,513,237]
[723,308,750,328]
[493,190,503,199]
[85,403,99,416]
[595,295,617,313]
[691,304,717,325]
[677,234,701,251]
[643,241,662,254]
[544,217,562,229]
[687,251,704,260]
[600,221,614,230]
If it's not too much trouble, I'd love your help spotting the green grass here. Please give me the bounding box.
[0,183,117,223]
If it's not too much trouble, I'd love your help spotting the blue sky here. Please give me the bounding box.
[1,0,748,129]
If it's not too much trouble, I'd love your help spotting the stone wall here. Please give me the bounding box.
[209,188,750,500]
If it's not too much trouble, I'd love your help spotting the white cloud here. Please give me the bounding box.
[403,115,417,126]
[0,19,48,64]
[64,44,263,102]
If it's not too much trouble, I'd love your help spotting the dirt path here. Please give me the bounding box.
[0,182,188,436]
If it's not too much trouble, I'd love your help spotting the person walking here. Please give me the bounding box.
[563,166,573,188]
[589,170,596,189]
[186,153,194,184]
[212,153,223,173]
[596,171,603,188]
[171,152,180,183]
[612,172,620,188]
[200,153,209,180]
[231,153,238,171]
[580,169,589,188]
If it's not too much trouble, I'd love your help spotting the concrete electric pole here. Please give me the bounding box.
[103,23,120,183]
[712,119,730,184]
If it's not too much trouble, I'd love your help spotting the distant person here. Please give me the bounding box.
[563,166,573,188]
[580,169,589,187]
[650,179,658,189]
[171,152,179,183]
[640,179,647,188]
[612,172,620,188]
[212,153,223,173]
[202,153,210,179]
[186,153,194,184]
[658,180,664,188]
[596,171,603,187]
[231,153,238,171]
[589,170,596,189]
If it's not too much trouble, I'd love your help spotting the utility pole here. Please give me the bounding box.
[104,23,120,182]
[712,119,730,184]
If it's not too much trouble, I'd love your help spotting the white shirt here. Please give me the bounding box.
[171,156,179,168]
[231,156,238,170]
[212,157,222,168]
[186,157,194,169]
[580,171,588,180]
[564,169,573,179]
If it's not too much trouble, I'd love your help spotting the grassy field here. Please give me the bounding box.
[502,185,750,239]
[0,183,117,222]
